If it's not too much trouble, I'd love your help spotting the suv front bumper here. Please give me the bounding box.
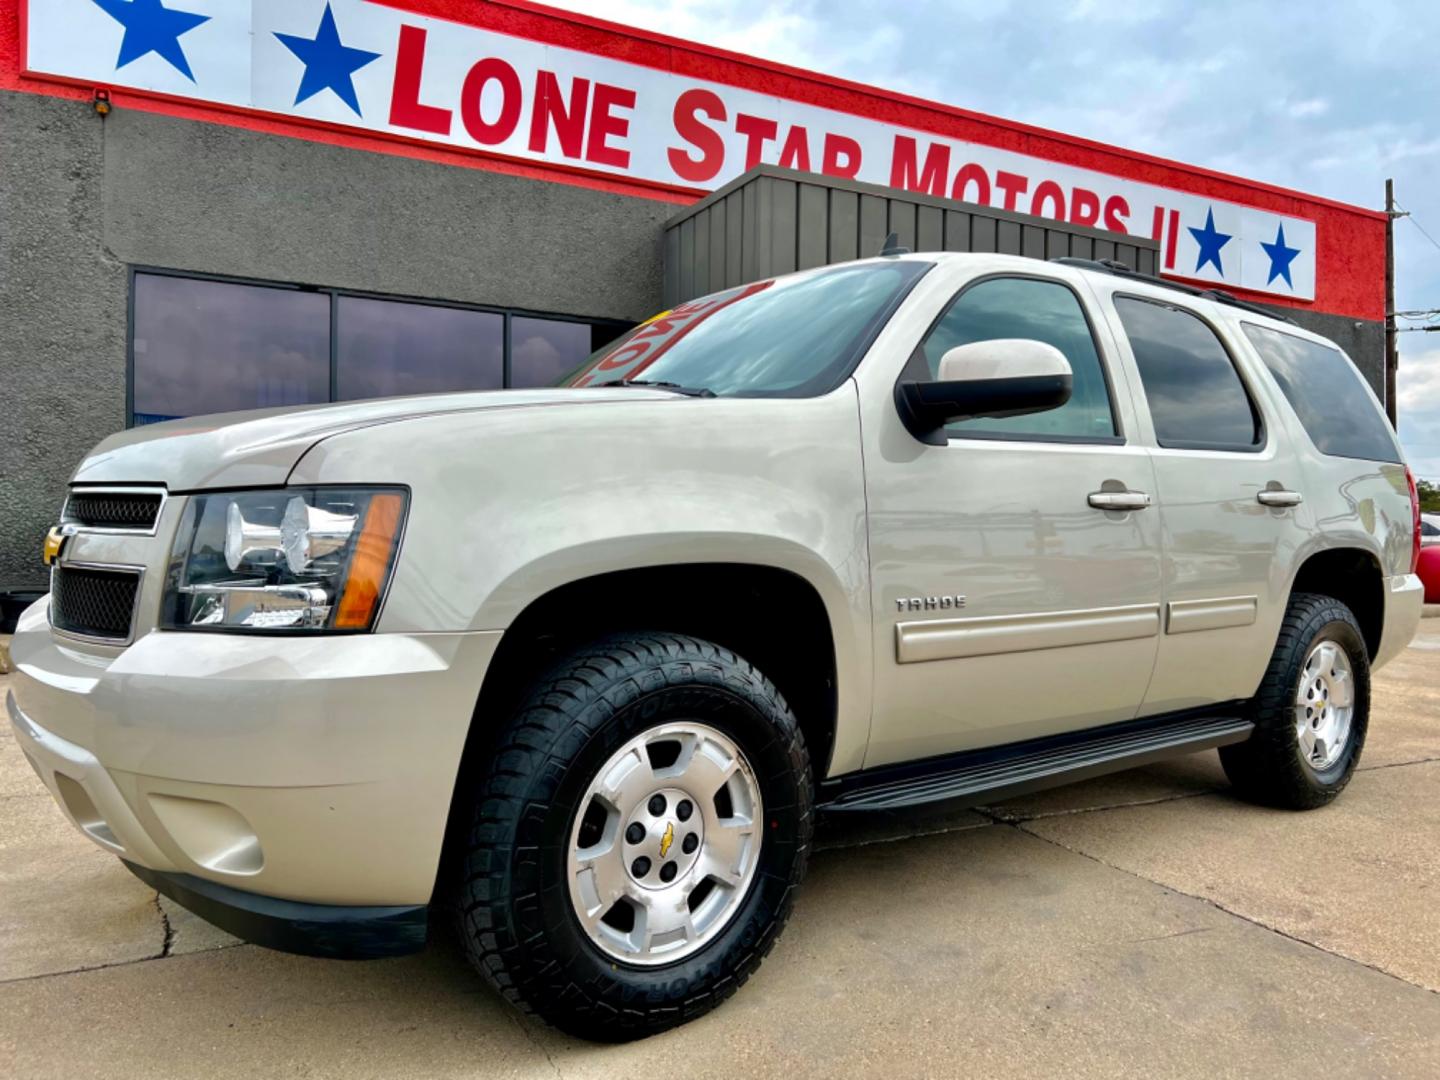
[7,597,500,936]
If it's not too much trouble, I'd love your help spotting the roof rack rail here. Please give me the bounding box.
[1050,256,1297,325]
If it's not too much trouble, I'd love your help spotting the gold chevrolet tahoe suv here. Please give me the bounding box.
[8,253,1423,1040]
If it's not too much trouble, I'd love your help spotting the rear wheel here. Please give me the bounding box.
[1221,592,1370,809]
[456,632,812,1041]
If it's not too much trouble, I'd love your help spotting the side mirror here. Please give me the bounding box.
[895,338,1073,444]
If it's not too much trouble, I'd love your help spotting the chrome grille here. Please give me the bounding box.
[50,566,141,642]
[63,490,164,532]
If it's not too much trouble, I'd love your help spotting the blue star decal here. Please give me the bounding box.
[1188,207,1233,275]
[90,0,210,82]
[274,4,381,118]
[1260,223,1301,288]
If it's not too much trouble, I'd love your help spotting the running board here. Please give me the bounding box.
[818,711,1253,813]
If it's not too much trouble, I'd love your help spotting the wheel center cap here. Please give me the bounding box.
[622,786,704,890]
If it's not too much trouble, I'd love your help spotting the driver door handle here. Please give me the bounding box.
[1257,489,1303,508]
[1088,489,1151,511]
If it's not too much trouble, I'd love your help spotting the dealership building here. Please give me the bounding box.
[0,0,1389,614]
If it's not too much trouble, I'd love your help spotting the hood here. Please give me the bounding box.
[72,388,676,490]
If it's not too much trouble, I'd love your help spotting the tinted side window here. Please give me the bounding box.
[1115,297,1260,450]
[1241,323,1400,463]
[921,277,1117,439]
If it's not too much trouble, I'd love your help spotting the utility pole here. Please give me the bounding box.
[1385,178,1399,429]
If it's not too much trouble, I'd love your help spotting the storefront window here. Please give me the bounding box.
[129,271,628,423]
[510,316,595,389]
[337,297,503,400]
[132,275,329,424]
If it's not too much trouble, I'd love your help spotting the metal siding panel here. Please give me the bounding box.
[917,205,943,252]
[859,194,887,258]
[771,178,798,274]
[971,215,997,252]
[678,216,695,302]
[741,181,760,284]
[693,207,711,297]
[1022,224,1045,260]
[888,200,917,252]
[1094,237,1116,263]
[1114,243,1138,270]
[725,191,744,288]
[944,210,971,252]
[663,226,680,308]
[1138,248,1157,276]
[753,178,775,279]
[1070,235,1094,261]
[1045,230,1068,261]
[830,189,860,263]
[996,219,1021,255]
[798,183,828,270]
[709,200,726,294]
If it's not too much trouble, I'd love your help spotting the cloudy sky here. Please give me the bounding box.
[549,0,1440,478]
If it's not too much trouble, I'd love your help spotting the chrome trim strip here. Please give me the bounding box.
[62,486,168,537]
[896,602,1161,664]
[1165,595,1259,635]
[48,562,147,648]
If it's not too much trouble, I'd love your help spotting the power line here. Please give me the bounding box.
[1395,199,1440,255]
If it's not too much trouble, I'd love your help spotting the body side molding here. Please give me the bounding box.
[895,602,1161,664]
[1166,595,1259,634]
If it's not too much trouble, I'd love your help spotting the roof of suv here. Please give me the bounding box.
[898,250,1324,349]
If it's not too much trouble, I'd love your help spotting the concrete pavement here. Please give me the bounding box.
[2,629,1438,1078]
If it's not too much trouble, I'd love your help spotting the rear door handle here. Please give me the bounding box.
[1257,489,1303,508]
[1088,490,1151,511]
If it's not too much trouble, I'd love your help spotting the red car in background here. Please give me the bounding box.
[1420,514,1440,603]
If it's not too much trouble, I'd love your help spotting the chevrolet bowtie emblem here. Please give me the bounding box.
[42,527,67,567]
[659,821,675,859]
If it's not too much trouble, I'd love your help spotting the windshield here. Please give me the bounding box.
[560,260,931,397]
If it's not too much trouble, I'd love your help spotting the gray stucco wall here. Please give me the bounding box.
[0,92,127,592]
[0,89,673,590]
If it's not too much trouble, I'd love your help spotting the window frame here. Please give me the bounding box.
[902,271,1128,447]
[1111,292,1269,455]
[125,265,633,427]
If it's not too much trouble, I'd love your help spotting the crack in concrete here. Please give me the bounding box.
[0,942,247,987]
[1126,927,1213,945]
[1357,755,1440,773]
[977,787,1222,823]
[152,893,174,959]
[506,1011,564,1080]
[1014,820,1440,999]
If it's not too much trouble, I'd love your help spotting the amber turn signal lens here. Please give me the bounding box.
[332,493,404,630]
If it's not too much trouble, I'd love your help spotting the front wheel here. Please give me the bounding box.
[456,633,812,1041]
[1221,592,1370,809]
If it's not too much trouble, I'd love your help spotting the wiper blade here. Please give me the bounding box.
[598,378,716,398]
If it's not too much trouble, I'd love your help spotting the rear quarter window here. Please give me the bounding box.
[1241,323,1401,463]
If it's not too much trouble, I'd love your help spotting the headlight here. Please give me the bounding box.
[162,488,407,632]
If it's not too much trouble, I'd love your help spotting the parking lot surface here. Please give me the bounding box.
[2,629,1438,1078]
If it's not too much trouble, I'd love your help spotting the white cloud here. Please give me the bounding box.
[1285,97,1330,119]
[1397,344,1440,481]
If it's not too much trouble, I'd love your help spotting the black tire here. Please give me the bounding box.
[1221,592,1370,809]
[455,632,812,1041]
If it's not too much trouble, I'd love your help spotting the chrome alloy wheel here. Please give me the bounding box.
[566,721,763,966]
[1294,639,1355,770]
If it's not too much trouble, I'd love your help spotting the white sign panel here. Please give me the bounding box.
[26,0,1316,300]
